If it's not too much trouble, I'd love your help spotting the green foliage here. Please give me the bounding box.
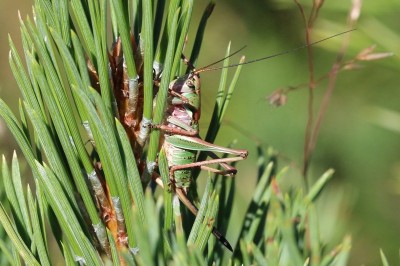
[0,0,352,265]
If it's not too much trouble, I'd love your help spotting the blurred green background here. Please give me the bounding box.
[0,0,399,264]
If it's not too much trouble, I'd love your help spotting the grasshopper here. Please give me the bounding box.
[153,30,355,250]
[160,65,248,184]
[153,55,248,251]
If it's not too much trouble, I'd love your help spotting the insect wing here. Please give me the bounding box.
[166,135,243,156]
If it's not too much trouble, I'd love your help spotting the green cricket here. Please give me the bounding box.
[152,55,248,251]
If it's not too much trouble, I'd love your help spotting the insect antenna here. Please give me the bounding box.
[194,29,356,75]
[183,45,247,74]
[192,45,247,72]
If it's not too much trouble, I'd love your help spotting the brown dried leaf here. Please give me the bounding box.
[356,45,393,61]
[358,52,394,61]
[267,89,288,107]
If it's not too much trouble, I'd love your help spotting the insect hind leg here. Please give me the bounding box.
[175,187,233,252]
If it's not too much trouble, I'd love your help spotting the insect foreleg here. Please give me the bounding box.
[168,89,191,105]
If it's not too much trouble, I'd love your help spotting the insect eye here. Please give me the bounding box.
[186,80,194,87]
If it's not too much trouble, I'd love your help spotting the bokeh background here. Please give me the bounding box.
[0,0,399,264]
